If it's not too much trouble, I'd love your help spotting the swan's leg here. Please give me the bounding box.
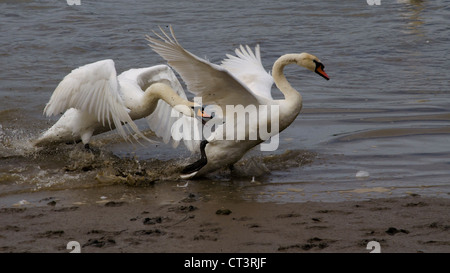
[66,139,91,150]
[81,130,94,151]
[69,139,82,145]
[181,140,208,175]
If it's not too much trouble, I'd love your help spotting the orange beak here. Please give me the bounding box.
[316,64,330,80]
[197,108,211,118]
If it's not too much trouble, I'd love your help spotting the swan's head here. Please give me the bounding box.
[296,53,330,80]
[173,104,195,117]
[173,105,212,123]
[191,106,213,124]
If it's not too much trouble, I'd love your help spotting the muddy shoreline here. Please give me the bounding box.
[0,192,448,253]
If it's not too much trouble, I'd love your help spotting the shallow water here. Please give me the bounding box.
[0,0,449,206]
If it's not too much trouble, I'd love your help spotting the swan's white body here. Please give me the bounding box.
[34,60,201,152]
[147,26,329,178]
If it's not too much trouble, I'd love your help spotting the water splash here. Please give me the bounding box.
[0,123,41,158]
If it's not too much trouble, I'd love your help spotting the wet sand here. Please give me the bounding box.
[0,191,449,253]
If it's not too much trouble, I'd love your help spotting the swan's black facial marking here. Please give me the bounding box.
[192,105,203,121]
[192,106,213,125]
[313,60,330,80]
[181,140,208,175]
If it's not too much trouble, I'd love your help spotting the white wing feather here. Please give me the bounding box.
[119,64,201,152]
[220,44,274,100]
[43,59,146,142]
[145,26,261,113]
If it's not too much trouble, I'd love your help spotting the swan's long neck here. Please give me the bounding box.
[272,54,303,131]
[133,82,193,119]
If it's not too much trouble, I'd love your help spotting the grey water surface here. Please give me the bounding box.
[0,0,449,205]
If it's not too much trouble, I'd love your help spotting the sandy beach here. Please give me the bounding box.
[1,0,450,262]
[1,188,448,253]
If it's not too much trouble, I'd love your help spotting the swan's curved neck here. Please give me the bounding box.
[135,82,193,119]
[272,54,303,131]
[148,82,191,106]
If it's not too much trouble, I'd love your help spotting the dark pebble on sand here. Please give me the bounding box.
[0,208,26,213]
[143,216,163,225]
[133,229,165,236]
[105,201,126,207]
[386,227,410,235]
[170,205,197,213]
[47,200,57,206]
[182,193,198,203]
[36,230,65,238]
[53,206,79,212]
[216,209,232,215]
[83,237,116,248]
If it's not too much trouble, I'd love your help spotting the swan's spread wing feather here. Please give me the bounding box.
[143,66,201,152]
[146,101,201,153]
[43,59,146,142]
[120,64,201,152]
[117,64,184,96]
[146,26,260,111]
[220,45,274,100]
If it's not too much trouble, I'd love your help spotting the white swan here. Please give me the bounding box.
[34,60,202,152]
[146,26,329,179]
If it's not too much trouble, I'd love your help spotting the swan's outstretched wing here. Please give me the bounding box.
[146,26,261,113]
[118,64,183,94]
[119,64,201,152]
[220,44,274,100]
[148,101,202,153]
[43,59,146,142]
